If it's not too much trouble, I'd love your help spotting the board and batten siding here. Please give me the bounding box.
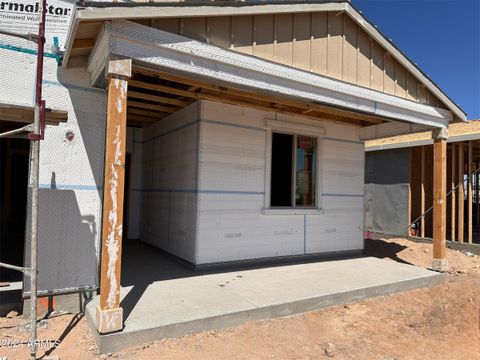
[144,12,444,108]
[138,103,200,263]
[196,101,364,264]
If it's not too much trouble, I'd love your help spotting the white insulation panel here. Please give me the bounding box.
[136,103,200,263]
[128,100,365,265]
[195,101,365,264]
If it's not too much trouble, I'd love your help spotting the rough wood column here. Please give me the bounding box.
[468,141,473,243]
[432,128,448,272]
[96,59,131,334]
[451,143,456,241]
[458,142,465,243]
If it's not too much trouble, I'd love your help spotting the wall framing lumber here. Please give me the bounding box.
[468,141,473,243]
[451,143,456,241]
[458,142,465,243]
[421,146,425,238]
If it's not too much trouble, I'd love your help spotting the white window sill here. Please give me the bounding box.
[262,208,325,215]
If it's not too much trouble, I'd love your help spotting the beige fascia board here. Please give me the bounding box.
[75,2,347,21]
[62,13,80,69]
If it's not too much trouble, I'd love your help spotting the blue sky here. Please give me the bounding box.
[353,0,480,119]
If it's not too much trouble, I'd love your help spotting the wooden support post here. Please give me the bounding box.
[420,146,425,238]
[477,159,480,228]
[458,142,465,243]
[468,141,473,243]
[451,143,456,241]
[432,129,448,272]
[96,59,131,334]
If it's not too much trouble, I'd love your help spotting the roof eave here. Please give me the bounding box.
[64,1,467,122]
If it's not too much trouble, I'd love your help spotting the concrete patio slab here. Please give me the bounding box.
[86,243,443,354]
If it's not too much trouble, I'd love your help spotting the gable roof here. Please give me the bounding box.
[65,0,466,121]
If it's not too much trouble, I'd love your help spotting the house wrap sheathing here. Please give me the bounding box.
[0,0,106,294]
[0,1,465,297]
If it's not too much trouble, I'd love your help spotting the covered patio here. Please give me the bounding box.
[63,13,459,338]
[86,240,442,354]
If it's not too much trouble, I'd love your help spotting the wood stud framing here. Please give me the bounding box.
[458,142,464,243]
[411,140,480,248]
[420,146,425,238]
[468,141,473,244]
[451,143,456,241]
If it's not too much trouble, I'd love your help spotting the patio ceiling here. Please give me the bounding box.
[126,65,386,128]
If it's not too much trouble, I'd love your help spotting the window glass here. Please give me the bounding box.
[295,135,316,207]
[270,133,293,207]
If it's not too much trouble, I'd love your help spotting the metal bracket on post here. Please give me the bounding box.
[432,127,448,141]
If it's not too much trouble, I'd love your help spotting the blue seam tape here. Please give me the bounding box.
[0,44,60,63]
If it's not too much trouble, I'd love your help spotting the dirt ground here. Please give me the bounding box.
[1,237,479,360]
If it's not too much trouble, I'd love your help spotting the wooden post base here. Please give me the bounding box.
[432,258,448,273]
[96,305,123,334]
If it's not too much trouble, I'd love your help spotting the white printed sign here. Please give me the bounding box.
[0,0,75,48]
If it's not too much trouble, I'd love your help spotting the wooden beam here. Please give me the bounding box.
[128,107,167,118]
[129,79,197,98]
[451,143,456,241]
[128,90,190,106]
[132,65,385,125]
[468,141,473,243]
[72,38,95,50]
[96,59,131,334]
[432,129,448,272]
[196,89,367,126]
[127,100,177,113]
[458,142,465,243]
[127,114,159,123]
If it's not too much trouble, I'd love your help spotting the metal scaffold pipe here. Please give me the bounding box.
[28,0,47,358]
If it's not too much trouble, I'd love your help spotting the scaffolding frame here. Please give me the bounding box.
[0,0,47,358]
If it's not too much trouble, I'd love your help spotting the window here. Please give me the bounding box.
[270,133,317,208]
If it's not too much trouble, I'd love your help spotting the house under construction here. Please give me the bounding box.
[366,120,480,244]
[0,0,467,340]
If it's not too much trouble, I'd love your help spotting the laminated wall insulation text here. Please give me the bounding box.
[0,1,107,294]
[196,101,365,264]
[138,103,199,263]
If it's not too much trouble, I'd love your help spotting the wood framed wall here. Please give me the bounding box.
[410,140,480,244]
